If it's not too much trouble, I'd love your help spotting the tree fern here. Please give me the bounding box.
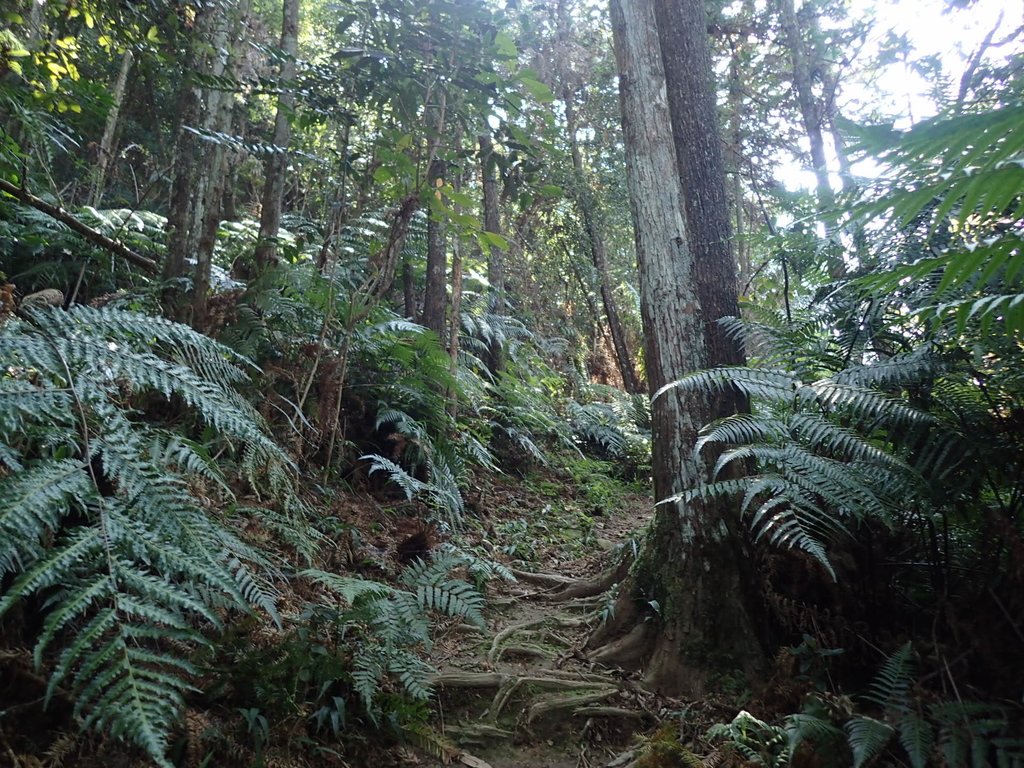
[0,306,305,766]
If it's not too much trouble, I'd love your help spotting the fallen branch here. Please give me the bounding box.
[0,179,159,273]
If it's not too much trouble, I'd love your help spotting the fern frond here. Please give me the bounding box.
[845,715,894,768]
[895,710,934,768]
[866,642,916,709]
[300,568,395,603]
[0,307,305,766]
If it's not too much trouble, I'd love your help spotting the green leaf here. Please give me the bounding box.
[516,69,554,103]
[493,30,518,59]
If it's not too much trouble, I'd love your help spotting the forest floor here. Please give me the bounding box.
[410,460,677,768]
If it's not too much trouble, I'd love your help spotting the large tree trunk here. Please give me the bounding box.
[253,0,300,273]
[590,0,765,697]
[421,157,448,339]
[726,34,751,294]
[656,0,745,373]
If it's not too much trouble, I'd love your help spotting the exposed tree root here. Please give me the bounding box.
[434,671,506,688]
[489,677,614,722]
[510,568,575,588]
[443,722,515,744]
[587,621,652,668]
[525,688,619,724]
[573,706,648,720]
[487,615,587,663]
[544,549,635,602]
[492,642,552,662]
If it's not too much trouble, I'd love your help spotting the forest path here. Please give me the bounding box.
[423,465,658,768]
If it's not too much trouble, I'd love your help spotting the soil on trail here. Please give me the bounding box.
[423,466,658,768]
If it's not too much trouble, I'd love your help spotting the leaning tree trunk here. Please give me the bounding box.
[253,0,300,273]
[589,0,765,697]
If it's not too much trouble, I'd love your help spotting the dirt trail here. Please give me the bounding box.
[425,471,656,768]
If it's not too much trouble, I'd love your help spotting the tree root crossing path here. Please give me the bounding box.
[425,481,660,768]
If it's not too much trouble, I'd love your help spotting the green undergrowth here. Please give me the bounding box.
[0,251,654,766]
[488,456,649,565]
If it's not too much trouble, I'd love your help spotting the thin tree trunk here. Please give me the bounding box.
[403,258,416,319]
[253,0,300,272]
[480,134,504,312]
[193,0,251,329]
[421,157,448,339]
[90,49,133,208]
[563,94,643,394]
[448,139,466,417]
[317,122,351,271]
[552,0,641,394]
[479,132,505,372]
[164,7,211,320]
[778,0,834,219]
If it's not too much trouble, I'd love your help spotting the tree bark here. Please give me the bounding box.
[479,133,505,372]
[90,49,133,208]
[563,93,643,395]
[421,157,448,339]
[592,0,765,697]
[480,134,504,312]
[253,0,300,273]
[778,0,834,218]
[193,0,251,329]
